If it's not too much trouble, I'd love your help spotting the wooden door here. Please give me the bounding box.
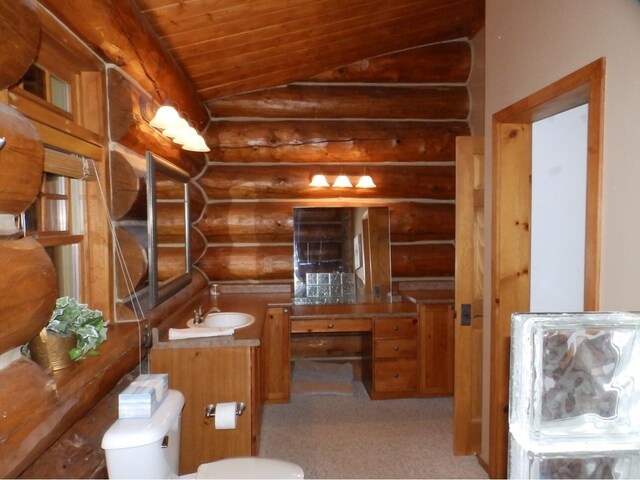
[453,136,484,456]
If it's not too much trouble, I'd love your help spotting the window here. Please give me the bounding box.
[21,64,72,113]
[23,149,94,300]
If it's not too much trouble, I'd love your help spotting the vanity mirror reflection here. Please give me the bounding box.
[293,206,391,305]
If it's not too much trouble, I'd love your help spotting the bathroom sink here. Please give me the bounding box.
[203,312,255,329]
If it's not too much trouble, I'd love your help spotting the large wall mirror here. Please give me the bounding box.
[293,206,391,305]
[147,151,191,309]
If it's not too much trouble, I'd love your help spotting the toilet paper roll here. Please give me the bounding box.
[214,402,238,430]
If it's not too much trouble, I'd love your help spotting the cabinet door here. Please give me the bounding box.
[262,306,291,403]
[418,303,454,396]
[150,346,254,475]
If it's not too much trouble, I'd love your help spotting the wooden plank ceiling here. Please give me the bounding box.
[133,0,484,103]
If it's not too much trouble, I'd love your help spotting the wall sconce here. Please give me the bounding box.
[140,89,210,153]
[309,173,376,188]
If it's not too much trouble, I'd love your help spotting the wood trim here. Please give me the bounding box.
[489,122,532,478]
[488,58,605,478]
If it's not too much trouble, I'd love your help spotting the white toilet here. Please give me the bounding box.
[101,390,304,479]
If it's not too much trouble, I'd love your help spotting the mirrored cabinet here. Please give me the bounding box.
[110,147,191,321]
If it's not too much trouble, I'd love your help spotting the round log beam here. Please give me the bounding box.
[114,226,148,299]
[208,84,468,120]
[205,121,468,164]
[0,238,57,355]
[0,104,44,215]
[0,1,40,89]
[197,246,293,281]
[109,148,146,221]
[199,164,455,201]
[309,42,472,84]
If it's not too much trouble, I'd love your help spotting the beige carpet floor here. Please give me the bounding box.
[259,380,488,479]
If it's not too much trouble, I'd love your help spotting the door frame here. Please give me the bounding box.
[488,58,605,478]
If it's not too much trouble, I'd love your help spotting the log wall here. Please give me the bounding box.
[198,41,470,288]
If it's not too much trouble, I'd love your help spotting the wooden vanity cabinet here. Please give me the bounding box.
[262,306,291,403]
[417,303,455,396]
[150,345,262,475]
[363,317,418,399]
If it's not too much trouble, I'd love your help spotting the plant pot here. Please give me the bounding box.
[28,329,76,371]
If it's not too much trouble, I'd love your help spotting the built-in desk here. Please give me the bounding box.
[290,302,423,399]
[290,293,455,399]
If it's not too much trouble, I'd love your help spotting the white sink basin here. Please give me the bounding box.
[203,312,255,329]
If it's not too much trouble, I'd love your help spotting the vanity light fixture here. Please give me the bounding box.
[308,173,376,188]
[140,89,210,152]
[309,174,330,187]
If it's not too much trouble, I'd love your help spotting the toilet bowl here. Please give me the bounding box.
[101,390,303,479]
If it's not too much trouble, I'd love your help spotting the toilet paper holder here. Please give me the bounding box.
[204,402,246,418]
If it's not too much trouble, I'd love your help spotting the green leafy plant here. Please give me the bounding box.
[46,296,108,361]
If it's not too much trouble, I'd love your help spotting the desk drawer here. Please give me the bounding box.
[373,358,418,392]
[374,317,417,338]
[374,338,417,359]
[291,318,371,334]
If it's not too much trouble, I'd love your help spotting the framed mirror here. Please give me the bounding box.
[293,206,391,305]
[146,151,191,309]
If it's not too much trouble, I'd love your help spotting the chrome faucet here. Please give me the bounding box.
[193,306,203,325]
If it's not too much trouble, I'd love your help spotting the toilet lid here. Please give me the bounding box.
[196,457,304,479]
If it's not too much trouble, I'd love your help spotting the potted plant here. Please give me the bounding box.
[28,296,109,371]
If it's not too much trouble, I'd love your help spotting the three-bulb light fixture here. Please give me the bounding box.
[309,173,376,188]
[142,91,210,152]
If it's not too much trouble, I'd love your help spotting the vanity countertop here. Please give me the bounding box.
[152,289,446,349]
[153,291,292,349]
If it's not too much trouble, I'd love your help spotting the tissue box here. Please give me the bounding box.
[118,374,169,419]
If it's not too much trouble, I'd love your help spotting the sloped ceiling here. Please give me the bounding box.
[133,0,484,103]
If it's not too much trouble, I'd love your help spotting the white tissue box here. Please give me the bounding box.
[118,374,169,418]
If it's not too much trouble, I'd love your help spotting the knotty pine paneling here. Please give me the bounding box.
[132,0,483,100]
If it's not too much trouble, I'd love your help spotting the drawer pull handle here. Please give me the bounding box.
[393,325,400,331]
[327,323,334,329]
[394,372,400,378]
[393,346,400,352]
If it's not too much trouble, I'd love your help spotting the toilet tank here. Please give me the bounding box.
[102,389,185,479]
